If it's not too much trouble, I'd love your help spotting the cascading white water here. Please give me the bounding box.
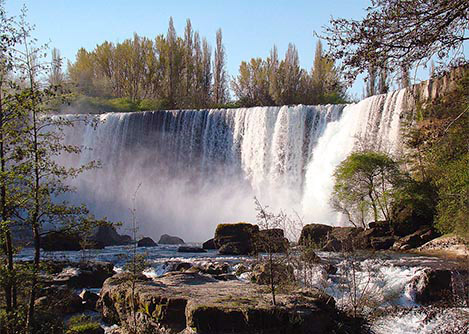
[61,89,408,241]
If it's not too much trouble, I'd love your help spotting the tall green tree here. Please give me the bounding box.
[213,28,228,105]
[14,15,99,331]
[332,151,402,226]
[311,40,345,103]
[0,2,24,328]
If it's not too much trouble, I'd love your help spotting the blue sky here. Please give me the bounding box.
[3,0,384,98]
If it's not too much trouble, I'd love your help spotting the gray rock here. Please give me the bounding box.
[177,246,206,253]
[202,238,217,249]
[137,237,157,247]
[158,234,185,244]
[407,269,452,304]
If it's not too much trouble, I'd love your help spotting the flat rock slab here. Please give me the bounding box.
[99,272,337,334]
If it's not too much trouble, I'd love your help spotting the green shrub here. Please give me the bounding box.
[138,98,168,111]
[66,315,102,334]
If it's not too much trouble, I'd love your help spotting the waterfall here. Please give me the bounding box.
[61,89,408,241]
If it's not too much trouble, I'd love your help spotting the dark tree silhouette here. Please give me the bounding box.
[321,0,469,82]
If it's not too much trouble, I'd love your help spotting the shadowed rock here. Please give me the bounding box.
[158,234,185,245]
[138,237,157,247]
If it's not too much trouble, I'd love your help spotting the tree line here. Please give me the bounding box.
[64,18,347,110]
[67,18,227,109]
[231,41,346,107]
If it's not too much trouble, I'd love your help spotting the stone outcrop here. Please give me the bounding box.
[51,261,114,288]
[298,224,333,247]
[41,231,83,251]
[256,229,289,253]
[202,238,217,249]
[91,226,132,247]
[41,226,132,252]
[177,246,206,253]
[98,272,339,334]
[215,223,259,255]
[406,269,452,304]
[393,226,439,251]
[137,237,157,247]
[298,223,399,252]
[158,234,185,245]
[251,262,295,285]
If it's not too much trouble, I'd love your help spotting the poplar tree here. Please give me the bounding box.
[213,28,228,105]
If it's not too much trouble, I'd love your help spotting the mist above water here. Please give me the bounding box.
[60,90,407,241]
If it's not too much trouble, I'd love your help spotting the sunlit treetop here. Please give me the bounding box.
[321,0,469,83]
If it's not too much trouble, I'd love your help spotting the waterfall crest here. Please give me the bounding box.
[62,90,408,240]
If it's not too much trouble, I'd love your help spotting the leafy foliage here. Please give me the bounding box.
[332,151,402,226]
[404,68,469,236]
[232,41,347,107]
[67,18,220,110]
[321,0,469,82]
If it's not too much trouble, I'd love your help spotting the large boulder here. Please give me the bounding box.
[41,231,82,251]
[158,234,185,245]
[215,222,259,255]
[137,237,157,247]
[91,226,132,247]
[406,269,452,304]
[52,261,114,288]
[322,227,364,252]
[391,203,434,237]
[393,226,439,250]
[298,224,333,247]
[98,272,338,334]
[256,229,289,253]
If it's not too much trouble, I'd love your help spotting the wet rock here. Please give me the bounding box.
[174,262,192,272]
[370,236,395,250]
[177,246,207,253]
[35,286,83,315]
[195,262,230,275]
[215,222,259,255]
[212,273,237,281]
[328,227,364,251]
[41,231,82,251]
[256,228,289,253]
[137,237,157,247]
[407,269,452,304]
[158,234,185,245]
[52,261,114,288]
[394,226,439,250]
[322,237,342,252]
[91,226,133,247]
[202,238,217,249]
[79,289,100,310]
[298,224,333,247]
[234,263,249,276]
